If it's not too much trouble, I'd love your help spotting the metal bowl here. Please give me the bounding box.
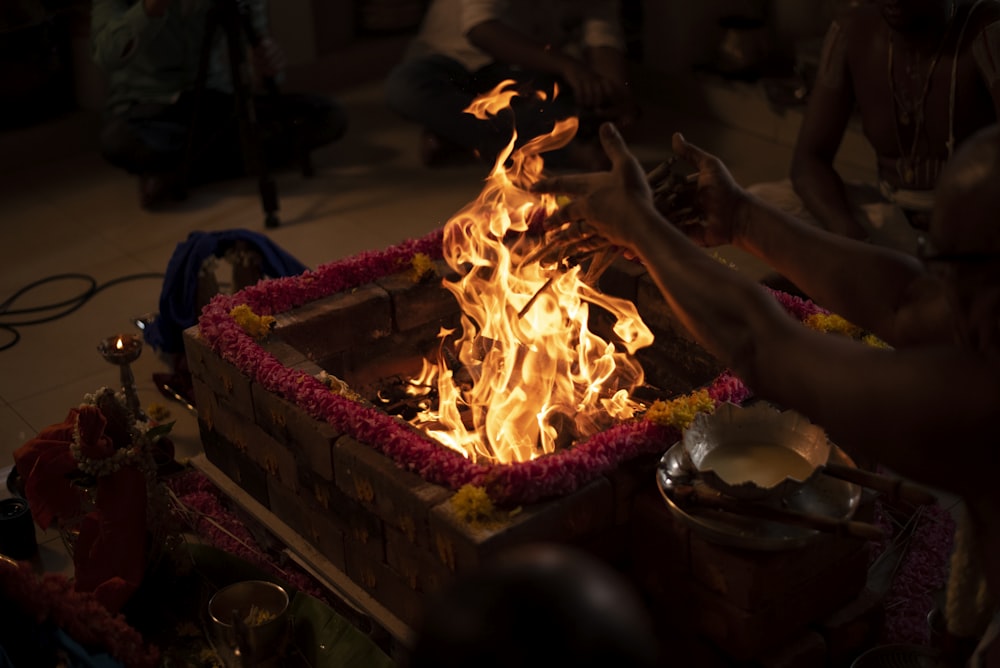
[682,402,831,500]
[208,580,290,666]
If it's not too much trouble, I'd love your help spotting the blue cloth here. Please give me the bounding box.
[144,229,307,353]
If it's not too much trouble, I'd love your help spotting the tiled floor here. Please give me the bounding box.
[0,71,817,566]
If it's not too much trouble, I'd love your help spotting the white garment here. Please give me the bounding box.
[405,0,625,71]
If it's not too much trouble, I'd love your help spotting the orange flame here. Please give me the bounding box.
[408,81,654,464]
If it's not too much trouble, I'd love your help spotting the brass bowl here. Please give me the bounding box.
[682,402,831,500]
[208,580,289,666]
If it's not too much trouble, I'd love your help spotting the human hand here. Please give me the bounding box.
[251,36,286,80]
[669,133,749,247]
[531,122,656,252]
[558,58,616,110]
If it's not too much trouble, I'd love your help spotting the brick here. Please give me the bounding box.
[337,321,454,398]
[687,545,869,661]
[606,453,661,525]
[199,422,238,482]
[384,524,454,595]
[182,326,213,382]
[427,477,614,575]
[190,375,219,430]
[302,502,347,572]
[233,448,270,509]
[251,384,340,481]
[690,531,867,611]
[274,283,393,361]
[242,427,298,491]
[344,544,425,629]
[184,326,255,417]
[334,436,452,548]
[266,476,308,538]
[628,486,692,580]
[375,262,462,332]
[257,337,309,369]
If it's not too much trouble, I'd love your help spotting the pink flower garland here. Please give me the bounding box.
[197,233,816,506]
[165,470,328,602]
[869,500,956,646]
[0,558,160,668]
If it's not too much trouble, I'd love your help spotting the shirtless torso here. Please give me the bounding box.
[791,0,1000,236]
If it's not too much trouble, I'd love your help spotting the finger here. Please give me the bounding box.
[671,132,711,172]
[531,174,593,196]
[597,122,630,166]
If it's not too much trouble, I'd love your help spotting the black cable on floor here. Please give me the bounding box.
[0,272,165,353]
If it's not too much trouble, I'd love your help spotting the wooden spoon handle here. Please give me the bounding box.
[822,464,938,506]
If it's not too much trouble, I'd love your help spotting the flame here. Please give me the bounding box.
[408,81,654,464]
[115,337,124,351]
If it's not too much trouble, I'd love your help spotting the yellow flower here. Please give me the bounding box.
[409,253,437,283]
[146,403,171,422]
[452,484,496,524]
[230,304,275,339]
[804,313,862,338]
[862,333,890,349]
[645,389,715,429]
[710,251,738,270]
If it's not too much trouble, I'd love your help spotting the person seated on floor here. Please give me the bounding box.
[384,0,638,170]
[532,121,1000,666]
[405,542,658,668]
[91,0,348,210]
[750,0,1000,252]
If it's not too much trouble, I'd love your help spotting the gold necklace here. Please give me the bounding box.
[886,3,956,186]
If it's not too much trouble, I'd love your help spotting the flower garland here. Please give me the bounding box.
[197,230,865,507]
[164,470,328,603]
[868,499,957,646]
[0,557,160,668]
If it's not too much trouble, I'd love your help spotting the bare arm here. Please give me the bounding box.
[729,191,951,345]
[668,132,953,346]
[533,124,999,493]
[790,20,869,240]
[466,20,614,109]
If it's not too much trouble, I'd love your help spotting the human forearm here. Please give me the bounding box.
[625,205,795,371]
[466,20,574,76]
[731,193,932,343]
[790,155,868,239]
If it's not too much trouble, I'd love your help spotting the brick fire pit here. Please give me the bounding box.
[185,232,876,665]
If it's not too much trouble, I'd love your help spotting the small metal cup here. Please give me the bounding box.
[208,580,290,667]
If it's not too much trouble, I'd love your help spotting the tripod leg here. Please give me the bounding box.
[220,12,281,228]
[180,8,223,198]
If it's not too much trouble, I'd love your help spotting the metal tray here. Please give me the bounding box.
[655,440,862,550]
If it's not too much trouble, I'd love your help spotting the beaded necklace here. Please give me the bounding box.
[886,2,955,186]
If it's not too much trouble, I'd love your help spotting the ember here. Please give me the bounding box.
[403,81,654,465]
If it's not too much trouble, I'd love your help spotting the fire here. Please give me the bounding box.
[408,80,654,465]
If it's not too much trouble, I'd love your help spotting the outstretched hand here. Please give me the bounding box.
[669,133,748,247]
[532,126,750,252]
[531,123,655,252]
